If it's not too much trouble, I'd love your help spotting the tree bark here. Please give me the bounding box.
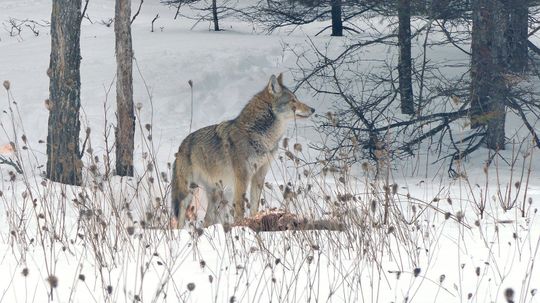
[470,0,507,150]
[212,0,220,31]
[47,0,83,186]
[331,0,343,36]
[507,0,528,72]
[398,0,414,115]
[115,0,135,176]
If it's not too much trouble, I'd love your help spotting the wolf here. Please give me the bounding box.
[170,73,315,228]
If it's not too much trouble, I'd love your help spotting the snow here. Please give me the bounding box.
[1,0,540,302]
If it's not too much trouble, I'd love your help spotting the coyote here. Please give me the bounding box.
[171,73,315,228]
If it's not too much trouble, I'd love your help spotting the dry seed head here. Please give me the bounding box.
[106,285,113,294]
[285,150,295,161]
[413,268,421,277]
[145,123,151,131]
[78,274,85,281]
[21,268,29,277]
[188,79,193,87]
[47,275,58,288]
[504,288,514,303]
[439,274,445,283]
[456,211,464,222]
[361,162,369,172]
[136,102,143,110]
[293,143,302,153]
[44,99,52,111]
[3,80,10,90]
[282,137,289,149]
[187,282,196,291]
[391,183,398,195]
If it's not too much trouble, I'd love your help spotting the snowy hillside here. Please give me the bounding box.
[1,0,540,302]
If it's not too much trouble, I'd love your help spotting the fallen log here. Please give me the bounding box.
[233,209,344,232]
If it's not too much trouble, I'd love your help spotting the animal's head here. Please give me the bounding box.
[266,73,315,120]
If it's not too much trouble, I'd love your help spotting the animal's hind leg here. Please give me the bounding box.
[171,173,191,228]
[203,186,221,227]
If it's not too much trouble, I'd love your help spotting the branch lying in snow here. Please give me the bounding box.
[234,209,344,232]
[0,155,22,174]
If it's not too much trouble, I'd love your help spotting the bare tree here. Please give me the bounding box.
[162,0,236,31]
[46,0,83,185]
[507,0,528,72]
[252,0,369,36]
[470,0,507,150]
[398,0,414,114]
[115,0,135,176]
[331,0,343,36]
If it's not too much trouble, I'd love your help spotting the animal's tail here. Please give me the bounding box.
[171,160,180,218]
[170,157,190,223]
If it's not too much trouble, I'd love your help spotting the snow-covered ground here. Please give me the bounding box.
[1,0,539,302]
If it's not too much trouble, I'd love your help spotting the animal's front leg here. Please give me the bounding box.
[233,169,249,222]
[250,163,269,215]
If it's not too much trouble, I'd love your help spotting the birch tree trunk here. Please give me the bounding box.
[115,0,135,176]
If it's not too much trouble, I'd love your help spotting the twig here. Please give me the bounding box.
[0,155,23,174]
[131,0,144,24]
[81,0,90,22]
[151,14,159,32]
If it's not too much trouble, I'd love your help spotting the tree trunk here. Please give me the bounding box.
[212,0,220,31]
[331,0,343,36]
[398,0,414,115]
[47,0,83,186]
[470,0,507,150]
[507,0,528,72]
[115,0,135,177]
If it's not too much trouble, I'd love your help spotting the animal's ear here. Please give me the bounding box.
[267,74,282,95]
[277,73,284,86]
